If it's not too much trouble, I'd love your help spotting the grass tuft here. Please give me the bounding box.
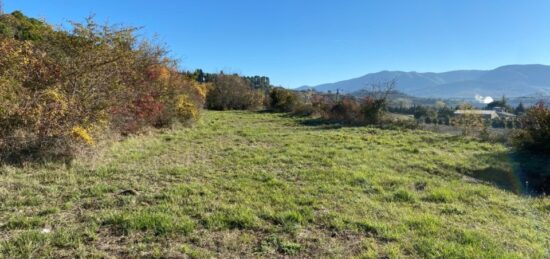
[102,210,195,235]
[391,189,417,203]
[424,188,456,203]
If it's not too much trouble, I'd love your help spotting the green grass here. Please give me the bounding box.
[0,111,549,258]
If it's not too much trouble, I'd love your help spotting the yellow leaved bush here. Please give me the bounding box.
[71,126,94,146]
[175,94,199,121]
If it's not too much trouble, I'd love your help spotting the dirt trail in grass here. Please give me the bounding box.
[1,111,549,258]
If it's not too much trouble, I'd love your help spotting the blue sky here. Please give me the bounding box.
[4,0,550,87]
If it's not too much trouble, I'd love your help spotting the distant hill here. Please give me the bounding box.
[301,65,550,98]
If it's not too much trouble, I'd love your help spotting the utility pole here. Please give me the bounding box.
[0,0,4,15]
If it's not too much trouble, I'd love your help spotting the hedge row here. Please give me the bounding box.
[0,12,207,163]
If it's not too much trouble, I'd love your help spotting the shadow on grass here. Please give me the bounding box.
[271,111,549,195]
[466,151,550,196]
[294,113,422,131]
[299,118,344,130]
[469,166,524,194]
[297,117,381,130]
[0,149,73,168]
[511,152,550,195]
[256,109,276,114]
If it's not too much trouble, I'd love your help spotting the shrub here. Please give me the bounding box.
[360,96,387,124]
[175,94,199,121]
[291,103,317,117]
[303,81,393,124]
[511,103,550,193]
[313,95,388,125]
[310,94,334,118]
[110,94,166,135]
[0,12,206,163]
[269,87,299,112]
[513,102,550,154]
[327,97,363,123]
[206,74,263,110]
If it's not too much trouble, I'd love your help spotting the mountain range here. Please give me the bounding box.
[298,64,550,98]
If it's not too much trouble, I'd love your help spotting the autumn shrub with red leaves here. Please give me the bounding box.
[0,12,206,163]
[110,94,166,135]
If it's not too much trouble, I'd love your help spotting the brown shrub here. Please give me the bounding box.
[513,102,550,154]
[309,95,387,125]
[269,87,299,112]
[206,74,263,110]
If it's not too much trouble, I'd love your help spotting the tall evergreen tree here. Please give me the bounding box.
[515,102,525,114]
[192,69,205,83]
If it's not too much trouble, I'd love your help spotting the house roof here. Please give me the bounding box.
[454,110,497,115]
[496,111,516,117]
[453,109,517,118]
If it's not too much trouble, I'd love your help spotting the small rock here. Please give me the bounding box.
[41,228,51,234]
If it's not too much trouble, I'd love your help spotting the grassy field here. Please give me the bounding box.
[1,111,549,258]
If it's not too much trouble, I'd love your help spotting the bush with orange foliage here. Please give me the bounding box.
[0,12,206,162]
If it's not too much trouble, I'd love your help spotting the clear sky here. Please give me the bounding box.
[3,0,550,87]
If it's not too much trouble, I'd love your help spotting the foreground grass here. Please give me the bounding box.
[1,111,549,258]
